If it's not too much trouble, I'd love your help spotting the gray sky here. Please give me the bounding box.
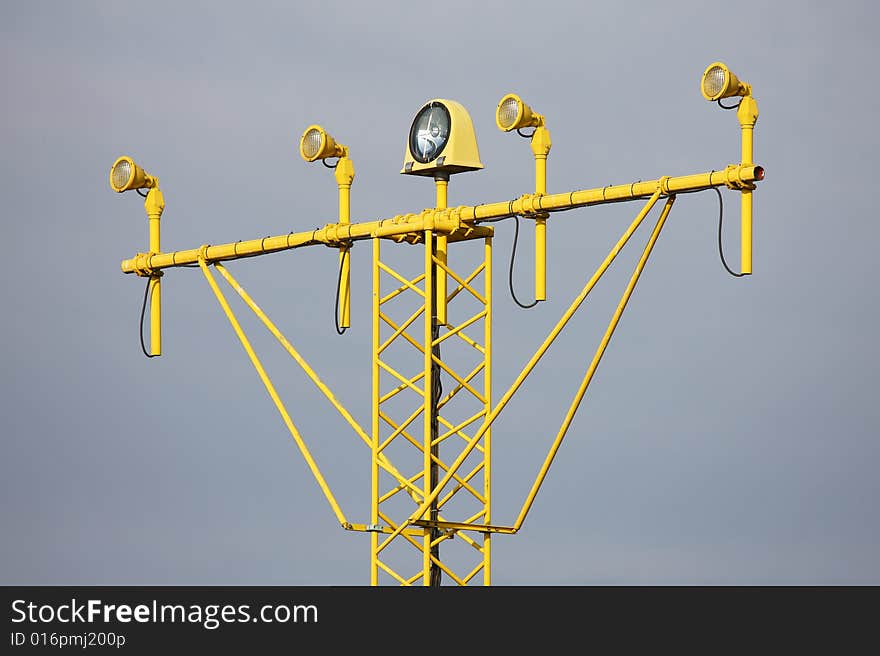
[2,1,878,585]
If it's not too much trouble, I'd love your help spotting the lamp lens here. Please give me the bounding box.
[409,102,451,164]
[302,128,324,159]
[498,97,521,130]
[704,66,728,98]
[111,159,132,190]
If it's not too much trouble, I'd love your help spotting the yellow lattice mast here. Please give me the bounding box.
[110,63,762,585]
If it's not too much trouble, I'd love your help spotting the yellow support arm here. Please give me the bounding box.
[120,165,763,274]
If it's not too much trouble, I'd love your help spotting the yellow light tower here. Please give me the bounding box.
[111,62,764,585]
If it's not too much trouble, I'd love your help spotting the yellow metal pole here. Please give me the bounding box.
[423,228,435,586]
[197,257,348,527]
[483,235,493,586]
[335,156,354,328]
[532,126,551,302]
[371,237,380,586]
[435,174,448,325]
[378,190,663,547]
[145,187,164,356]
[514,196,675,530]
[737,96,759,275]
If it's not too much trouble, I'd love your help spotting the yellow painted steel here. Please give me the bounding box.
[371,228,492,584]
[371,237,380,586]
[145,187,164,356]
[532,126,551,302]
[435,177,448,325]
[120,165,762,275]
[335,156,354,328]
[738,95,759,275]
[197,256,348,527]
[422,228,434,586]
[483,236,492,585]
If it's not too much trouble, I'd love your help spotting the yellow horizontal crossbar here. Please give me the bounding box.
[121,165,762,274]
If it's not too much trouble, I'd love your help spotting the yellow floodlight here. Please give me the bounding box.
[109,156,157,193]
[701,62,752,101]
[300,125,348,162]
[402,99,483,177]
[495,93,545,132]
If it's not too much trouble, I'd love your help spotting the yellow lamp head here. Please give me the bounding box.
[701,62,752,101]
[402,99,483,177]
[109,156,157,193]
[300,125,347,162]
[495,93,544,132]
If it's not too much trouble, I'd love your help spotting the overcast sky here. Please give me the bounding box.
[2,1,878,585]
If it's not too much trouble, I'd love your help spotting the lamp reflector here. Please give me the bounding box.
[497,96,521,131]
[111,159,133,191]
[409,102,451,164]
[703,65,728,99]
[302,127,324,160]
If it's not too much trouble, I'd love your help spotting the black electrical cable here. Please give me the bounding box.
[334,252,348,335]
[713,187,746,277]
[136,188,148,198]
[508,215,539,308]
[516,127,536,139]
[717,98,741,110]
[139,277,159,358]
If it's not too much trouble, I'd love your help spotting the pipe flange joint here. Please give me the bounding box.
[133,252,162,277]
[658,176,672,196]
[723,165,756,191]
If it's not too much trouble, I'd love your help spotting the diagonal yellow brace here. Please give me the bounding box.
[378,360,426,398]
[432,310,487,348]
[379,371,425,405]
[380,273,426,305]
[377,260,426,298]
[432,254,486,305]
[513,196,676,530]
[431,355,486,404]
[437,361,485,411]
[380,312,427,355]
[198,258,348,526]
[379,304,425,355]
[445,262,485,306]
[213,263,423,507]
